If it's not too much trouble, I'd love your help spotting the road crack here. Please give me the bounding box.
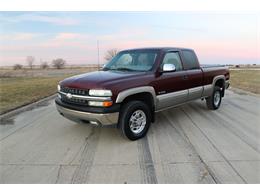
[163,111,219,183]
[71,127,100,184]
[55,165,62,184]
[181,106,248,183]
[137,136,158,184]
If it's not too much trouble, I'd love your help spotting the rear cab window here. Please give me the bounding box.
[181,50,200,70]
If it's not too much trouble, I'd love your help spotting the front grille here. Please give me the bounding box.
[61,95,88,105]
[60,86,89,106]
[60,86,88,96]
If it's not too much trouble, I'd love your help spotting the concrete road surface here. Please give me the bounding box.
[0,90,259,183]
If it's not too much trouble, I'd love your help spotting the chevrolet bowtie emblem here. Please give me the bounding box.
[66,93,73,99]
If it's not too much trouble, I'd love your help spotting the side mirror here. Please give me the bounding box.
[101,64,106,70]
[162,64,176,72]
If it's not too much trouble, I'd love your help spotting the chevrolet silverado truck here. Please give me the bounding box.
[55,47,230,140]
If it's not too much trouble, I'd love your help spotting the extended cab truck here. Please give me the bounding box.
[55,47,230,140]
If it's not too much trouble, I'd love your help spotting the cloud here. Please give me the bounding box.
[0,33,43,41]
[29,14,79,25]
[12,33,42,41]
[100,28,149,41]
[0,13,80,26]
[37,32,92,49]
[54,33,88,40]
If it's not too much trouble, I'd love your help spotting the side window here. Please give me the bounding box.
[162,52,183,71]
[182,50,199,70]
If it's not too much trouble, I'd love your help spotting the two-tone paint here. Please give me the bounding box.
[57,47,230,125]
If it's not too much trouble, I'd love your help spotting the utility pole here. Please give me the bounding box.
[97,40,100,70]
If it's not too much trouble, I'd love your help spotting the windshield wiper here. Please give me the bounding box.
[108,67,137,71]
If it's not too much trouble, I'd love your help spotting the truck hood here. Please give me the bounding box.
[60,70,147,89]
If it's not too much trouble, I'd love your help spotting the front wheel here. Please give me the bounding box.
[119,101,151,141]
[206,86,222,110]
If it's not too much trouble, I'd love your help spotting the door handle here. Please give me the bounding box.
[182,75,188,80]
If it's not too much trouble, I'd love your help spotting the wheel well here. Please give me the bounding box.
[120,92,155,122]
[215,79,225,97]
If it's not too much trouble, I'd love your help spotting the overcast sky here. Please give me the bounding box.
[0,12,259,66]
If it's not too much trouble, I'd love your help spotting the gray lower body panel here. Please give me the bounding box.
[202,84,213,97]
[155,82,229,112]
[155,85,213,111]
[188,86,203,101]
[156,90,188,111]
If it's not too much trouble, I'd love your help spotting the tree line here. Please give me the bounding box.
[13,49,119,70]
[13,56,66,70]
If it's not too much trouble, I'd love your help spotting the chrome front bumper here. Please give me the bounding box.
[56,104,119,126]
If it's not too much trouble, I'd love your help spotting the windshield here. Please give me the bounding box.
[103,50,158,72]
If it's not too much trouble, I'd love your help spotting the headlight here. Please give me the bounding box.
[89,89,112,97]
[57,84,61,92]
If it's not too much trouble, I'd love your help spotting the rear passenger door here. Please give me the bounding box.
[181,50,204,101]
[154,51,189,110]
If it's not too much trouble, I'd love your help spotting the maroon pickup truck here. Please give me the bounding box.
[56,47,229,140]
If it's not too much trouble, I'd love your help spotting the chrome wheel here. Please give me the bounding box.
[129,110,147,134]
[214,91,221,107]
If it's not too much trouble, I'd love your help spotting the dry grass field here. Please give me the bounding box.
[229,69,260,94]
[0,66,99,114]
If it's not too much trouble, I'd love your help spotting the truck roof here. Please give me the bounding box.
[121,47,194,52]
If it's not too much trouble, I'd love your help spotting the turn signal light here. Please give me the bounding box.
[103,101,113,107]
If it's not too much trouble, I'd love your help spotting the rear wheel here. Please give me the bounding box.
[206,86,222,110]
[119,101,151,141]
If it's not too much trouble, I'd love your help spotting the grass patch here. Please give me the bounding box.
[230,69,260,94]
[0,67,94,114]
[0,77,67,114]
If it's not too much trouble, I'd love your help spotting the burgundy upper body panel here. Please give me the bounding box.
[202,67,229,85]
[60,70,156,102]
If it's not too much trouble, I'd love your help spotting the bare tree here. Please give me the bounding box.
[40,61,49,69]
[13,64,23,70]
[52,58,66,69]
[26,56,35,69]
[104,48,118,61]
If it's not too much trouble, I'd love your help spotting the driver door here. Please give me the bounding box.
[153,51,189,110]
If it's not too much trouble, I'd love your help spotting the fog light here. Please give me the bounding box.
[88,101,103,107]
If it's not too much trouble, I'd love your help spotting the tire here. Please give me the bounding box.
[119,101,151,141]
[206,86,222,110]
